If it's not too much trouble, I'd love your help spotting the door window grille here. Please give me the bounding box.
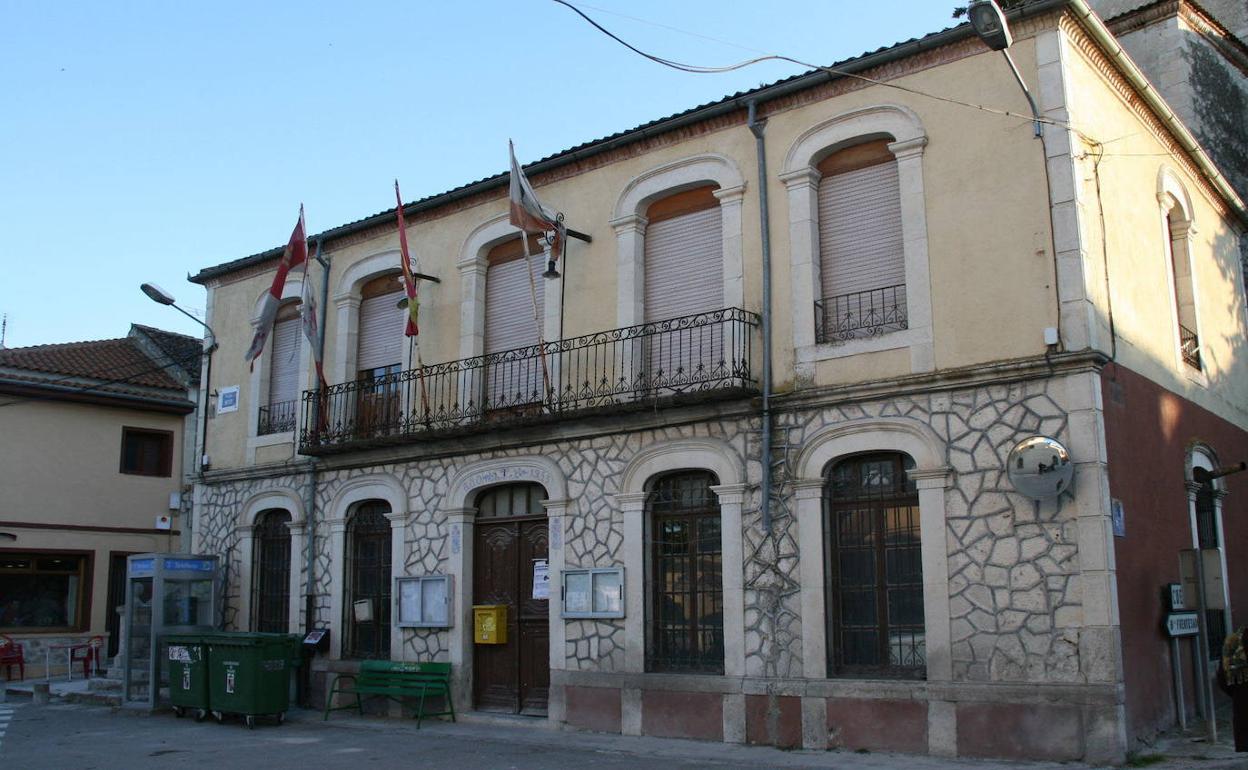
[345,502,392,660]
[252,509,291,633]
[824,452,925,678]
[647,471,723,674]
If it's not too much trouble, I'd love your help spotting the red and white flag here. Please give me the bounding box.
[299,243,327,389]
[508,140,566,265]
[245,206,308,367]
[394,180,420,337]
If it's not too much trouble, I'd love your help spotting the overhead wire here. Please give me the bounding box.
[0,350,201,409]
[551,0,1084,134]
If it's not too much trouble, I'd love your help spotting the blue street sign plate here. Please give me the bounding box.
[1165,611,1199,637]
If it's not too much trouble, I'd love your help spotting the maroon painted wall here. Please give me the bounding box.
[1102,364,1248,742]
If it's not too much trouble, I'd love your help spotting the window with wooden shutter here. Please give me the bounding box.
[815,140,908,343]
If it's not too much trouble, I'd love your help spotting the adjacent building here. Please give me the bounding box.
[0,325,200,670]
[186,0,1247,762]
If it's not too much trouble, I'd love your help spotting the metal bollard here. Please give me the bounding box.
[32,682,50,705]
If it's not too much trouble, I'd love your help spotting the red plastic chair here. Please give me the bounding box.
[0,634,25,681]
[69,636,104,679]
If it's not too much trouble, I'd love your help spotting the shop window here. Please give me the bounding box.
[646,470,723,674]
[824,452,924,678]
[120,427,173,477]
[0,553,89,631]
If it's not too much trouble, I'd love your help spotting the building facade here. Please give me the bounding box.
[187,2,1247,762]
[0,325,200,671]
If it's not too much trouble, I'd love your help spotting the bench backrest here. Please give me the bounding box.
[357,660,450,685]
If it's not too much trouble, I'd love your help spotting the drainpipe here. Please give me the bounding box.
[747,101,774,533]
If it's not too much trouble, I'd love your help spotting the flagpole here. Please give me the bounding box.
[520,233,553,403]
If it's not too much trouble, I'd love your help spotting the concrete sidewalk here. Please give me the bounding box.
[1,696,1246,769]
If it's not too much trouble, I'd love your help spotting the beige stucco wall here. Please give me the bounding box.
[197,11,1246,472]
[1061,24,1248,428]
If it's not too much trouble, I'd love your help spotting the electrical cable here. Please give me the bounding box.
[551,0,1083,133]
[0,351,201,409]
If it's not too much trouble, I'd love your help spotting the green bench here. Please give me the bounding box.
[323,660,455,727]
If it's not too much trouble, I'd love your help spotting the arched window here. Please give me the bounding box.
[258,302,301,435]
[815,140,907,343]
[251,509,291,632]
[646,470,723,673]
[824,452,924,678]
[1164,200,1200,369]
[484,234,546,409]
[643,186,724,324]
[344,501,392,660]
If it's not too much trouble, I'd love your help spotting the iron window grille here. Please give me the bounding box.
[344,502,392,660]
[251,509,291,633]
[824,452,925,679]
[814,284,908,344]
[257,400,297,435]
[1179,324,1201,370]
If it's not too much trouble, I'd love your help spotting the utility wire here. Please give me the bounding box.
[0,352,200,409]
[552,0,1082,133]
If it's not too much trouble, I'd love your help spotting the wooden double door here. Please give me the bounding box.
[473,513,550,715]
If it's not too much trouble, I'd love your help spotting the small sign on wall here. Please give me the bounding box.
[217,385,240,414]
[1110,498,1125,537]
[395,575,452,628]
[532,560,550,600]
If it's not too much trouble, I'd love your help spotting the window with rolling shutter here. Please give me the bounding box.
[816,141,908,343]
[259,304,301,435]
[484,238,547,408]
[642,187,724,391]
[357,290,405,374]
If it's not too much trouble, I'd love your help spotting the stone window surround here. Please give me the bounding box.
[609,154,746,328]
[329,250,413,386]
[790,417,953,683]
[1157,167,1208,386]
[779,104,934,379]
[323,474,408,661]
[234,490,307,639]
[246,279,313,463]
[458,215,562,359]
[1186,443,1232,638]
[613,438,747,677]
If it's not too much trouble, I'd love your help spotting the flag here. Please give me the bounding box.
[394,180,420,336]
[300,243,327,389]
[245,206,307,366]
[508,140,566,266]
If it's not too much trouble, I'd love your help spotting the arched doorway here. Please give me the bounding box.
[344,501,392,660]
[473,482,549,714]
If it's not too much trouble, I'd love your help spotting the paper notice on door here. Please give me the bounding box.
[532,559,550,600]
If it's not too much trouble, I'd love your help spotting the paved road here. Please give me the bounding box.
[1,700,1246,770]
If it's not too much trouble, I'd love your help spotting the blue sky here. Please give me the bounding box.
[0,1,958,348]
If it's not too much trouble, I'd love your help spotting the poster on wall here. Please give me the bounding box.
[532,559,550,600]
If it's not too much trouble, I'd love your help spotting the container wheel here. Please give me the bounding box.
[245,715,256,730]
[277,711,286,725]
[213,710,223,724]
[195,709,208,722]
[173,706,185,719]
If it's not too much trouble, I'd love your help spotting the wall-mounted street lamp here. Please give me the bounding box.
[967,0,1043,137]
[141,283,218,472]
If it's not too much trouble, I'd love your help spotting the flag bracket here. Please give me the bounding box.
[411,271,441,284]
[566,228,592,244]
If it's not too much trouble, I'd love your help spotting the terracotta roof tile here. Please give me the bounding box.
[0,336,186,392]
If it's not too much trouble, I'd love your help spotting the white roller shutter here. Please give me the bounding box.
[818,160,905,299]
[643,207,723,323]
[357,290,404,373]
[485,254,545,354]
[267,317,300,405]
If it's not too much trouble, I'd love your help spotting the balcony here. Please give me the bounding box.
[257,399,297,435]
[299,307,759,454]
[814,284,908,344]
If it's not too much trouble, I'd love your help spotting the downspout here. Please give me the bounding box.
[747,101,774,532]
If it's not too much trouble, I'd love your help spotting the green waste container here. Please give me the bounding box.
[165,634,210,721]
[206,632,297,728]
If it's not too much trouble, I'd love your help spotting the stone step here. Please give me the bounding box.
[63,689,122,708]
[88,677,122,693]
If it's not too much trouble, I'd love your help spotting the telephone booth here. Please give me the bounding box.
[122,553,221,708]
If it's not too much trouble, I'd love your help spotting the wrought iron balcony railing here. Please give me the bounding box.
[299,307,759,453]
[257,399,298,435]
[1179,324,1201,369]
[814,284,908,344]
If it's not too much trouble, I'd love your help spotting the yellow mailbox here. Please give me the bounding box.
[473,605,508,644]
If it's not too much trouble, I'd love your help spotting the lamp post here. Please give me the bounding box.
[967,0,1043,137]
